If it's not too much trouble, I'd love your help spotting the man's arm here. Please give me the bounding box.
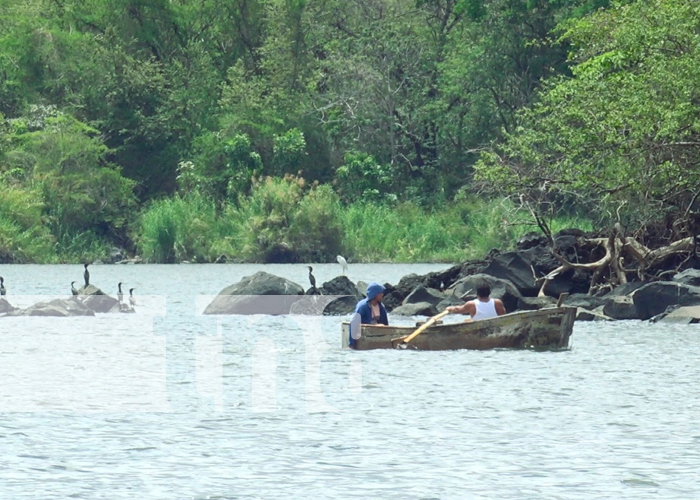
[494,299,506,316]
[356,303,372,324]
[447,301,476,316]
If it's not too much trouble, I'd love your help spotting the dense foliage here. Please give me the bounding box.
[476,0,700,242]
[4,0,694,262]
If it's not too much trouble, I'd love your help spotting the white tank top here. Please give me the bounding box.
[471,298,498,320]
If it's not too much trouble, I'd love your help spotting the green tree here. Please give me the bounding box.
[475,0,700,238]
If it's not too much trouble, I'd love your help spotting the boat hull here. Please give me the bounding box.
[341,307,576,351]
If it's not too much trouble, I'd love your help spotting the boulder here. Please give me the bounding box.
[658,305,700,324]
[390,302,438,317]
[204,271,305,315]
[383,274,424,311]
[603,296,640,320]
[482,250,540,296]
[481,246,574,297]
[449,274,521,313]
[673,269,700,288]
[576,307,613,322]
[517,296,557,311]
[78,285,119,313]
[633,282,700,320]
[79,285,120,313]
[289,295,351,316]
[319,276,363,315]
[436,295,465,311]
[0,298,17,314]
[649,305,681,323]
[319,276,363,298]
[600,282,645,298]
[563,294,607,311]
[403,285,445,307]
[6,298,95,317]
[421,263,465,291]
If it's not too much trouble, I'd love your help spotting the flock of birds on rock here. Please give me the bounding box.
[72,263,137,312]
[0,264,137,312]
[1,255,351,310]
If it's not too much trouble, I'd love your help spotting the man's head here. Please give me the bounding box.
[366,282,385,303]
[476,283,491,299]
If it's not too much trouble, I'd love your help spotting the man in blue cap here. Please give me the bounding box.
[354,282,389,326]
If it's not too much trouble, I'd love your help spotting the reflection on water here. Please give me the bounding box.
[0,264,699,499]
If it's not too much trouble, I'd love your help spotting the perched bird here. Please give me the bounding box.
[308,266,317,290]
[0,276,6,296]
[129,288,136,309]
[83,263,90,287]
[71,281,79,296]
[117,282,123,305]
[337,255,348,275]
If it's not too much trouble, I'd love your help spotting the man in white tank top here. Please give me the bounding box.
[445,283,506,320]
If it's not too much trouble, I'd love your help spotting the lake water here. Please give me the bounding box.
[1,264,699,499]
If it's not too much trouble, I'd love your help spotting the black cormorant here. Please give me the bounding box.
[117,282,123,304]
[71,281,78,296]
[308,266,317,290]
[129,288,136,308]
[83,263,90,287]
[0,276,6,296]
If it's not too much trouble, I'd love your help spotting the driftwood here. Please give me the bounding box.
[536,232,698,296]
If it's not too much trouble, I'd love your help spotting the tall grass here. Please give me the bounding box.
[138,193,222,263]
[339,203,471,262]
[135,183,594,263]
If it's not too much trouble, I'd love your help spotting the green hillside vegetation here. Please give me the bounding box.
[1,0,695,263]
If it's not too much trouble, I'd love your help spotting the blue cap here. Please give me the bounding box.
[366,282,385,300]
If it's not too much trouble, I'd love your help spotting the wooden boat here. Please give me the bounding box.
[341,307,576,351]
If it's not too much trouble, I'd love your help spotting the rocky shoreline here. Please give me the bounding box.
[203,230,700,324]
[4,229,700,322]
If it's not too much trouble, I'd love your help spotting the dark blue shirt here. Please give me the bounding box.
[354,298,388,325]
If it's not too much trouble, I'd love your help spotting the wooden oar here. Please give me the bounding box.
[392,310,450,349]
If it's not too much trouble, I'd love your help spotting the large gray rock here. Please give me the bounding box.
[658,305,700,324]
[0,298,17,314]
[449,274,521,313]
[79,284,120,313]
[204,271,305,315]
[403,285,445,306]
[383,274,423,311]
[481,246,585,297]
[6,298,95,317]
[563,294,607,311]
[673,269,700,287]
[632,282,700,320]
[517,296,557,311]
[482,250,540,296]
[576,307,613,322]
[436,295,465,311]
[603,296,640,320]
[390,302,438,317]
[319,276,363,315]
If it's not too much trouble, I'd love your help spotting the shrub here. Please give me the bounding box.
[138,193,220,262]
[0,185,55,262]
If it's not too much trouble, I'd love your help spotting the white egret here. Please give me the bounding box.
[337,255,348,275]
